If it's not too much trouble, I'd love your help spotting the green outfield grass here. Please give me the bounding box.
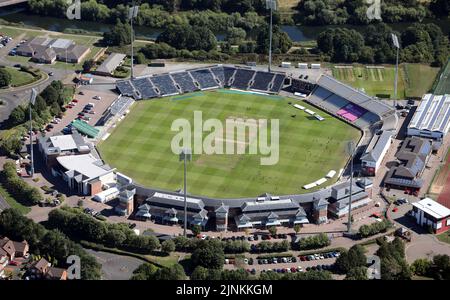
[98,90,360,198]
[332,64,439,99]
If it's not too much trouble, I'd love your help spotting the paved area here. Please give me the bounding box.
[0,32,73,124]
[48,82,118,135]
[84,249,143,280]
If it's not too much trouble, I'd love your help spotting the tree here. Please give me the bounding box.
[161,240,176,254]
[131,263,158,280]
[191,224,202,236]
[41,85,59,106]
[102,20,132,46]
[153,264,186,280]
[157,24,217,52]
[293,224,301,234]
[190,266,210,280]
[191,239,225,269]
[82,59,95,73]
[345,266,368,280]
[411,258,432,276]
[335,244,367,274]
[268,226,277,237]
[0,68,12,87]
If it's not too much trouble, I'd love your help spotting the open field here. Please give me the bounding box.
[0,183,31,215]
[332,64,439,99]
[98,90,360,199]
[1,66,40,87]
[434,59,450,95]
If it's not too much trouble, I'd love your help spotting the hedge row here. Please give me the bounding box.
[0,161,43,205]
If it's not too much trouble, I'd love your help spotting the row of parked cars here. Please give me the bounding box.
[221,233,290,242]
[299,251,340,261]
[258,256,298,265]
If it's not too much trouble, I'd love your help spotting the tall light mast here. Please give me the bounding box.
[266,0,277,73]
[391,33,400,108]
[129,4,139,79]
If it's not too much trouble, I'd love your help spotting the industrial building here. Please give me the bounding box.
[408,94,450,140]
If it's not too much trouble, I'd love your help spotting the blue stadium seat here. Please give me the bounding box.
[250,72,275,92]
[231,68,255,90]
[150,74,179,96]
[171,72,198,93]
[190,69,218,89]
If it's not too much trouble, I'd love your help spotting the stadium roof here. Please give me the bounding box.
[412,198,450,219]
[409,94,450,133]
[147,192,205,211]
[71,119,99,138]
[241,199,299,212]
[316,75,393,116]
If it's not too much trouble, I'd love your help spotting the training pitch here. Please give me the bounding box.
[98,90,360,198]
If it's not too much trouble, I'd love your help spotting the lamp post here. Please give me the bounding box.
[29,88,37,178]
[129,3,139,80]
[266,0,277,73]
[391,33,400,108]
[346,141,356,233]
[179,148,192,237]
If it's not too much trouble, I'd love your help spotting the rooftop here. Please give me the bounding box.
[413,198,450,219]
[57,154,113,180]
[409,94,450,133]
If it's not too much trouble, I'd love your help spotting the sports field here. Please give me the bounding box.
[98,90,360,198]
[434,59,450,95]
[332,64,439,99]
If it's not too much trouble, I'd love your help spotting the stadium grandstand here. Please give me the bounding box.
[306,74,396,130]
[116,65,286,100]
[407,94,450,140]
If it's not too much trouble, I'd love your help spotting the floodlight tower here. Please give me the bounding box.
[179,148,192,237]
[29,88,37,178]
[129,3,139,79]
[391,33,400,108]
[346,141,356,233]
[266,0,277,73]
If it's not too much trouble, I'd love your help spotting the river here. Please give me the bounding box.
[0,9,449,42]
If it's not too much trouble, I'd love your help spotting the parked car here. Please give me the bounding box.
[9,260,20,266]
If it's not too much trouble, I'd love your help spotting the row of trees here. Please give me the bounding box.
[251,240,290,253]
[359,219,392,238]
[293,233,331,250]
[317,23,449,66]
[47,207,161,254]
[173,236,249,255]
[295,0,429,26]
[29,0,269,16]
[1,81,71,156]
[29,1,267,34]
[411,254,450,280]
[131,263,186,280]
[0,209,102,279]
[0,162,43,206]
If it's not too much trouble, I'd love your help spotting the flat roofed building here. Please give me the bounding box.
[56,154,115,196]
[411,198,450,234]
[38,133,91,167]
[361,130,393,176]
[408,94,450,140]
